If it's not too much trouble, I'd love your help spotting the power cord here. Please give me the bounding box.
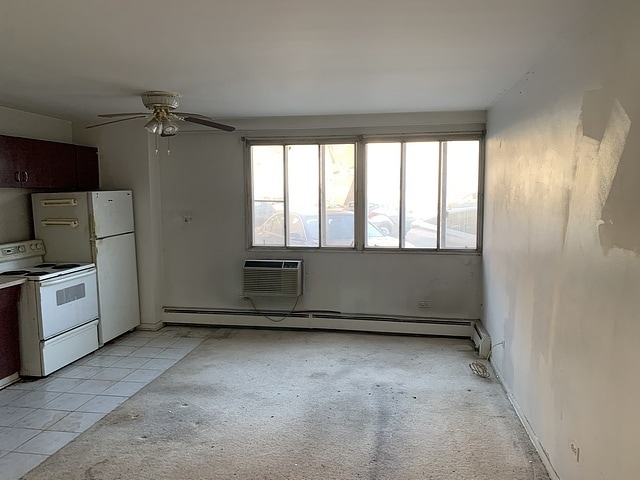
[247,296,300,323]
[469,340,505,378]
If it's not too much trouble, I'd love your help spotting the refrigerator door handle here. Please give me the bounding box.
[39,198,79,207]
[40,218,80,228]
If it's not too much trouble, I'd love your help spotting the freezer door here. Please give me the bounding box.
[89,191,135,238]
[93,232,140,344]
[32,192,93,262]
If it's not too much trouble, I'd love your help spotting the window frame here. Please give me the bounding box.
[245,132,484,253]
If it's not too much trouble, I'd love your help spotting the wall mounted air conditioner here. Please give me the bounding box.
[242,260,303,297]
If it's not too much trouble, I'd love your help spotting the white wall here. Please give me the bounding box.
[484,1,640,479]
[0,106,72,243]
[159,112,485,321]
[74,121,163,330]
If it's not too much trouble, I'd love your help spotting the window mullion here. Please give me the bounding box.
[399,142,407,248]
[439,141,448,250]
[283,145,290,247]
[318,145,325,248]
[355,139,365,250]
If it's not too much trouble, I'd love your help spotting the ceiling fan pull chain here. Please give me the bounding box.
[167,136,172,156]
[155,130,159,155]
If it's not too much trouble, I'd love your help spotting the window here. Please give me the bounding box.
[248,136,481,251]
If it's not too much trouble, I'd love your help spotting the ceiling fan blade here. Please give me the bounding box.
[86,115,148,129]
[98,113,149,118]
[173,112,213,119]
[182,115,236,132]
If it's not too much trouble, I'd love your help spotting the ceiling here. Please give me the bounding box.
[0,0,597,124]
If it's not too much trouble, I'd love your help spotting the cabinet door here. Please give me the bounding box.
[76,145,100,190]
[0,286,21,380]
[18,138,77,188]
[0,135,23,187]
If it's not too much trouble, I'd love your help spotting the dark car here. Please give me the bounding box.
[254,210,403,247]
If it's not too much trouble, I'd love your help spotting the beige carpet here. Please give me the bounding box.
[23,328,549,480]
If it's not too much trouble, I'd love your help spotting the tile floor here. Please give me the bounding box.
[0,325,210,480]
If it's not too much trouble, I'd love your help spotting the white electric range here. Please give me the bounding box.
[0,239,100,376]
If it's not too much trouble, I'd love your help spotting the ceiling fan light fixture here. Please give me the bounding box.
[144,117,161,133]
[160,117,179,136]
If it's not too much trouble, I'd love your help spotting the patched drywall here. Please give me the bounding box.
[484,1,640,479]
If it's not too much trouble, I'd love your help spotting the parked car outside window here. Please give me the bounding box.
[405,206,477,249]
[254,211,407,247]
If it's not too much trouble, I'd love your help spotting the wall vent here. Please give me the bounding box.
[242,260,303,297]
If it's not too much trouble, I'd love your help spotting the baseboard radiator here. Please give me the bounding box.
[162,308,490,353]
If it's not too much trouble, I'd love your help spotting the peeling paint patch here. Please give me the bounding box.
[565,93,631,254]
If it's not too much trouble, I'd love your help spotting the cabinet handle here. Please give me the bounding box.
[23,171,28,183]
[15,172,20,183]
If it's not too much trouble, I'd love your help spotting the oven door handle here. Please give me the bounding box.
[40,218,80,228]
[37,268,96,287]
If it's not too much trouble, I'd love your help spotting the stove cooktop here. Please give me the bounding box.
[0,262,95,281]
[0,240,95,281]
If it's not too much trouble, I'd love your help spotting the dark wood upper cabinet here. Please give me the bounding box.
[0,136,23,187]
[75,145,100,190]
[0,135,99,190]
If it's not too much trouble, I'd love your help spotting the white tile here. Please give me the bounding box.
[0,426,40,451]
[48,411,105,433]
[128,329,163,338]
[127,346,166,358]
[55,365,105,379]
[109,356,151,369]
[96,345,137,356]
[78,355,121,368]
[14,430,78,455]
[11,409,69,430]
[42,392,95,411]
[0,406,35,426]
[101,381,147,397]
[90,367,135,381]
[0,388,28,406]
[35,377,85,393]
[76,395,127,414]
[141,358,179,370]
[143,337,180,348]
[113,336,151,347]
[171,337,205,348]
[0,451,48,480]
[121,369,163,383]
[9,390,62,409]
[69,379,115,395]
[154,347,192,360]
[3,380,41,391]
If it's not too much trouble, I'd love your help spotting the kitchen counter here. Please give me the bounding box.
[0,277,26,289]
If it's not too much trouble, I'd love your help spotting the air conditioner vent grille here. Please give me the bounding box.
[243,260,303,297]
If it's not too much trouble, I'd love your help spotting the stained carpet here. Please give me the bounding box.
[22,328,549,480]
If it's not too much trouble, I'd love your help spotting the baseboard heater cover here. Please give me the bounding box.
[163,307,479,340]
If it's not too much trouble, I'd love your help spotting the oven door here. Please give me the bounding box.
[35,269,99,339]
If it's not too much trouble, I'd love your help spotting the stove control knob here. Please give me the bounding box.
[18,245,26,252]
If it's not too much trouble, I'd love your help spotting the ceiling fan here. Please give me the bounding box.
[86,91,235,136]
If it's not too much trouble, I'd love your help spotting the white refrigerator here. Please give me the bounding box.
[32,190,141,344]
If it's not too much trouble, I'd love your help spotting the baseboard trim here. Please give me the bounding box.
[490,362,560,480]
[162,308,476,338]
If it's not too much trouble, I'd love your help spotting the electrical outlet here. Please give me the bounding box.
[418,300,431,308]
[570,440,580,462]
